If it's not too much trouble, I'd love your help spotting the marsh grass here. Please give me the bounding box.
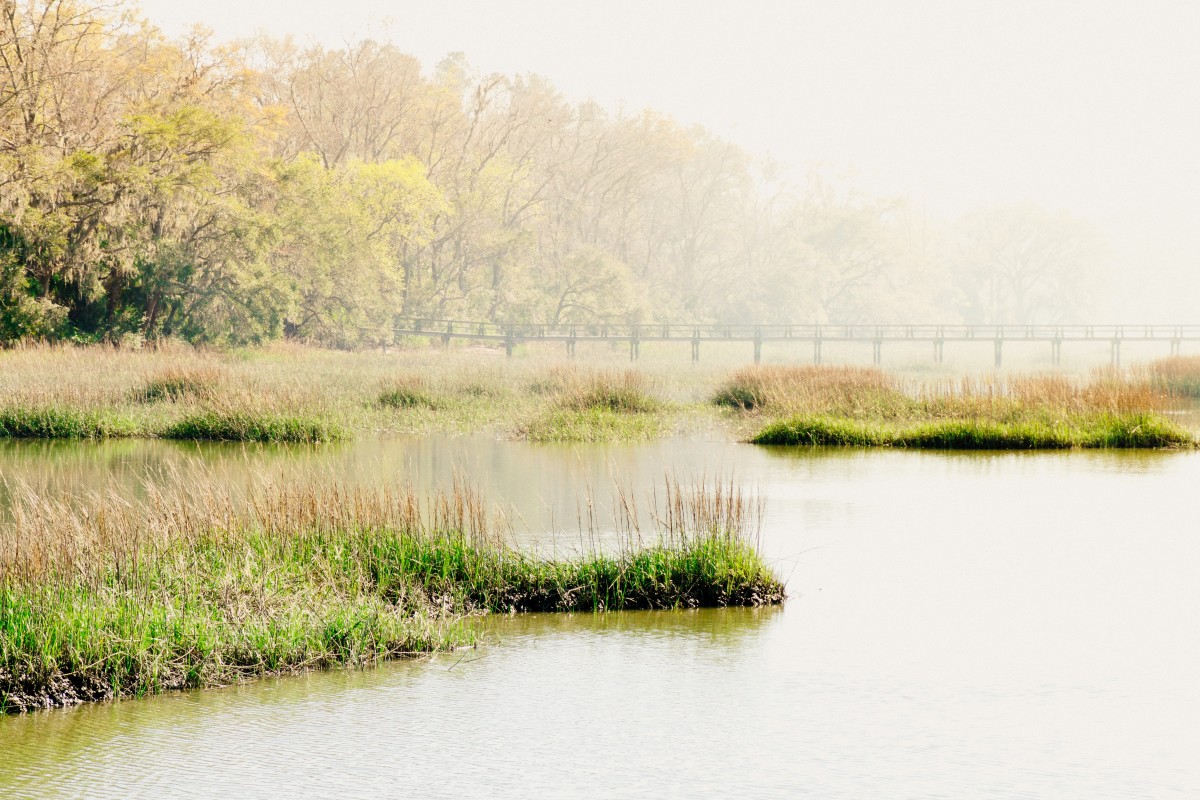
[162,410,348,443]
[518,407,667,442]
[134,366,224,403]
[713,365,907,417]
[753,412,1193,449]
[519,367,668,441]
[1146,356,1200,398]
[721,364,1191,449]
[378,374,441,409]
[0,407,138,439]
[0,472,783,712]
[555,368,662,413]
[0,344,1191,444]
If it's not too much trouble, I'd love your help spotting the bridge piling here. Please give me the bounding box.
[753,326,763,364]
[872,340,882,366]
[1111,339,1121,367]
[994,339,1003,368]
[813,339,822,365]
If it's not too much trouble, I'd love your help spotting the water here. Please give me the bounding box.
[2,436,1199,798]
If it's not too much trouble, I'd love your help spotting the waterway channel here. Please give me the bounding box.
[1,435,1197,798]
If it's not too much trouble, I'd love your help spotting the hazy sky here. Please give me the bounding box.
[140,0,1200,316]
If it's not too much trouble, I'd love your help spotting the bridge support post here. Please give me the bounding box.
[567,327,576,357]
[872,340,882,366]
[630,325,640,362]
[443,322,453,349]
[994,339,1003,368]
[933,339,944,364]
[1052,339,1062,366]
[1171,338,1181,357]
[753,326,763,364]
[1111,339,1121,367]
[813,339,822,365]
[691,330,700,363]
[504,327,515,358]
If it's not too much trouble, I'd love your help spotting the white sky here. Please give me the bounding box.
[140,0,1200,317]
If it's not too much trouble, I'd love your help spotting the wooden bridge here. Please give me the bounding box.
[393,319,1200,366]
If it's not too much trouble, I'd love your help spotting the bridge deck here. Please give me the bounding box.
[392,320,1200,365]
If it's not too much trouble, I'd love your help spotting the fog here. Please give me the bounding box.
[2,1,1196,344]
[137,0,1200,321]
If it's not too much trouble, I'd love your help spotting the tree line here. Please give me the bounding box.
[0,0,1105,347]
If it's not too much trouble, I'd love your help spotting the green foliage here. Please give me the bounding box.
[0,248,69,341]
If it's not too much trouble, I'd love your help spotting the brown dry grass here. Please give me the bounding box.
[714,364,1179,423]
[1143,356,1200,398]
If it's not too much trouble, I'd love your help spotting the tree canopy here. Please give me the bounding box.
[0,0,1106,346]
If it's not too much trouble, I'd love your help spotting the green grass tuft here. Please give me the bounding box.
[752,412,1195,449]
[162,411,347,443]
[519,407,667,442]
[0,407,138,439]
[378,375,441,410]
[134,367,222,403]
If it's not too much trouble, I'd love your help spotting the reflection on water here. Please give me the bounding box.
[2,437,1199,798]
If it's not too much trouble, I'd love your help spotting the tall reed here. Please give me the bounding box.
[1145,356,1200,398]
[712,365,911,417]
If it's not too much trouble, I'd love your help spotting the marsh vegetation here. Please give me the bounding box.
[0,345,1197,447]
[716,363,1196,449]
[0,469,782,712]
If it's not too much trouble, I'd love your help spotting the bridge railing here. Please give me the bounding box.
[393,319,1200,342]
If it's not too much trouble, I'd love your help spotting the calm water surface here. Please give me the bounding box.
[1,436,1198,798]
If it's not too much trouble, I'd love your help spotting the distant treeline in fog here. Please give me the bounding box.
[0,0,1106,346]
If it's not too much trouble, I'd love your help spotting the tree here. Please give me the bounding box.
[950,203,1107,324]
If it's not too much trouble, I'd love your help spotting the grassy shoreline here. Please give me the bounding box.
[0,476,783,713]
[752,412,1194,449]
